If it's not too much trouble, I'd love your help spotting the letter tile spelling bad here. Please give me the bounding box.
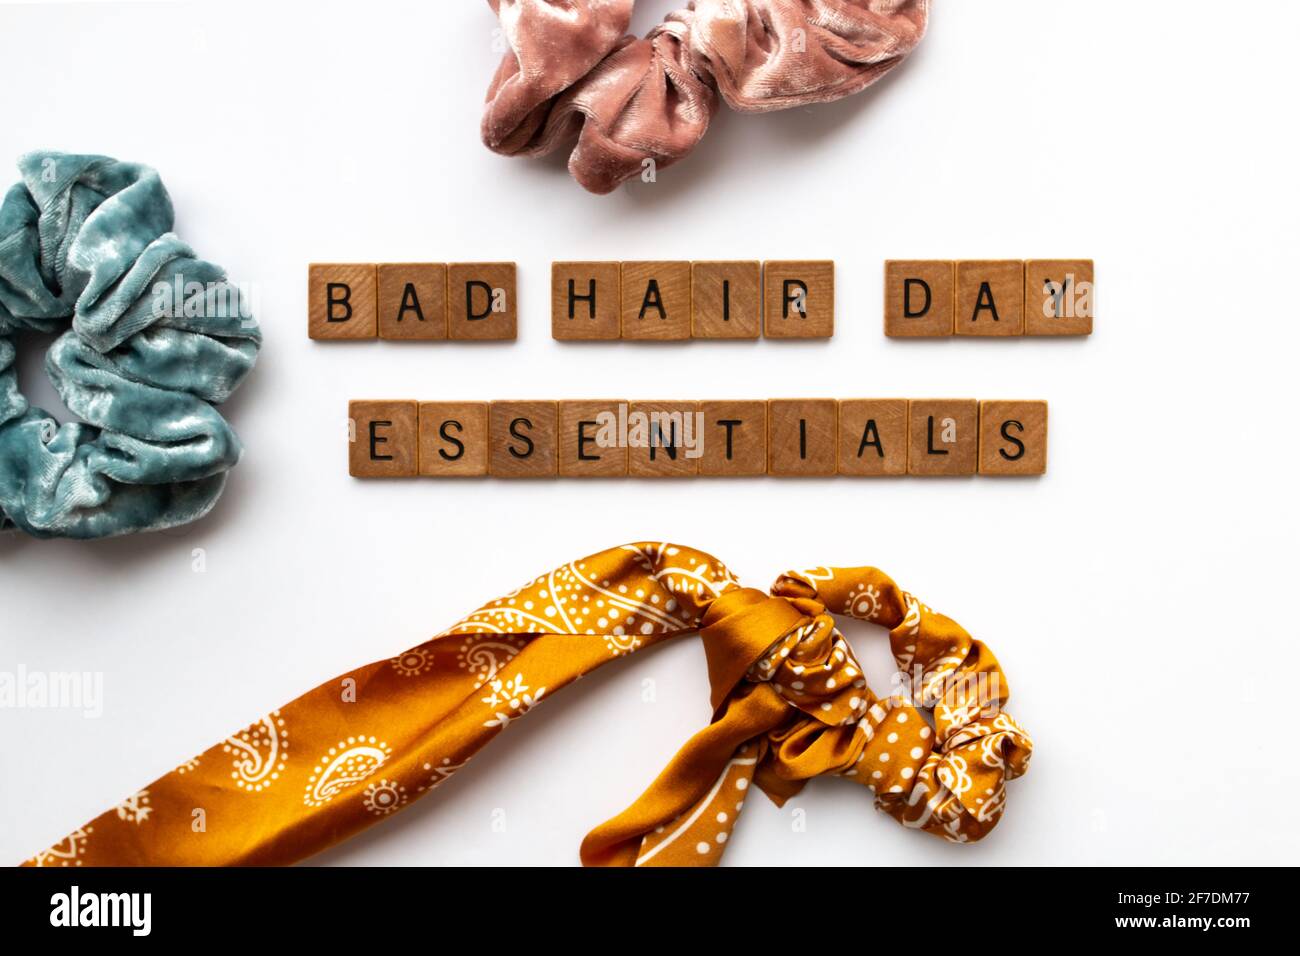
[377,263,447,340]
[448,262,517,340]
[309,264,377,339]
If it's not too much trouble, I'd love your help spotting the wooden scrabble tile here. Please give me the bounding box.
[979,400,1048,475]
[837,399,909,476]
[763,261,834,339]
[621,262,691,340]
[489,401,558,478]
[559,401,628,477]
[627,401,700,478]
[955,261,1024,336]
[448,262,517,340]
[907,400,979,475]
[309,264,376,340]
[348,400,417,477]
[691,261,761,339]
[884,261,954,337]
[377,263,447,340]
[768,399,837,476]
[1024,259,1094,336]
[418,402,488,477]
[699,401,767,477]
[552,262,621,340]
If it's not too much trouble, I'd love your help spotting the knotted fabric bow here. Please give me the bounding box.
[483,0,931,193]
[23,542,1031,867]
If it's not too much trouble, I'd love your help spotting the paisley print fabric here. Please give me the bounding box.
[22,542,1031,866]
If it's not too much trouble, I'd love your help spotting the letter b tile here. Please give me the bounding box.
[309,264,376,340]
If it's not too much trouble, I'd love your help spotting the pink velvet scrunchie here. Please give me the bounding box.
[482,0,930,194]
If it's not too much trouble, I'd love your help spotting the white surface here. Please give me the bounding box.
[1,0,1296,867]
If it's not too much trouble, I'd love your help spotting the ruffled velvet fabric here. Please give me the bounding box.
[482,0,930,193]
[0,152,261,539]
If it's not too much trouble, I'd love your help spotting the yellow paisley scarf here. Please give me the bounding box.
[23,543,1032,867]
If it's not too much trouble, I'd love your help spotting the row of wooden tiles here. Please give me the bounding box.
[309,261,835,342]
[885,259,1094,337]
[349,399,1047,478]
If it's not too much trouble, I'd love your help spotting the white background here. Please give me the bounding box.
[2,0,1296,866]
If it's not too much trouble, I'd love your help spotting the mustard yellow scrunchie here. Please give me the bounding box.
[23,542,1031,867]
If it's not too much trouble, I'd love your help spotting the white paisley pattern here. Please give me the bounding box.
[439,544,736,664]
[455,636,524,689]
[223,710,288,793]
[304,736,391,807]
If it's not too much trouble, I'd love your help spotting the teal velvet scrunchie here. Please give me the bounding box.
[0,152,261,539]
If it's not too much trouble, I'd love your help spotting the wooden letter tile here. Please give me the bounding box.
[621,262,691,340]
[418,402,488,477]
[628,401,700,478]
[309,264,376,340]
[763,261,834,339]
[489,401,558,478]
[699,401,767,477]
[448,262,517,340]
[768,399,837,476]
[979,400,1048,475]
[884,261,954,337]
[348,400,417,477]
[955,260,1024,336]
[377,263,447,340]
[691,261,761,339]
[907,400,979,475]
[837,399,909,476]
[1024,259,1094,336]
[552,262,621,340]
[559,401,628,477]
